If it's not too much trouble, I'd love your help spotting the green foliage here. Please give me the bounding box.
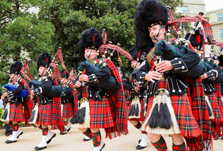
[0,0,183,74]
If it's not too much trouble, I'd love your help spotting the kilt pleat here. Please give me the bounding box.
[146,80,201,137]
[36,103,53,125]
[9,103,25,122]
[89,97,114,128]
[128,98,145,121]
[206,93,223,123]
[62,102,74,118]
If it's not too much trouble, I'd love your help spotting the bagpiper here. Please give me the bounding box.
[29,52,64,150]
[124,46,149,150]
[1,61,30,144]
[135,0,204,150]
[71,28,128,151]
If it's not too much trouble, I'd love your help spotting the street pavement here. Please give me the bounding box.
[0,122,222,151]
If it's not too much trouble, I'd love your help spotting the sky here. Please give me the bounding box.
[205,0,223,12]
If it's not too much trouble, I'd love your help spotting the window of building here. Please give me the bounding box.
[182,6,189,13]
[220,29,223,39]
[217,13,223,21]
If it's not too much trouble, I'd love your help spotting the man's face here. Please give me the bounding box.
[84,48,97,61]
[38,66,47,76]
[60,78,67,85]
[10,73,17,83]
[148,25,165,43]
[131,60,141,70]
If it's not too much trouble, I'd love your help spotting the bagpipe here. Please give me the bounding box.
[3,83,28,98]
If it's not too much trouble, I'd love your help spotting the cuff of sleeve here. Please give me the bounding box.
[7,91,14,99]
[34,87,42,95]
[138,72,146,87]
[61,91,66,97]
[207,69,218,80]
[88,74,99,83]
[171,57,188,73]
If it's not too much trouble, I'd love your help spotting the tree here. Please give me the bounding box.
[38,0,183,70]
[0,0,55,88]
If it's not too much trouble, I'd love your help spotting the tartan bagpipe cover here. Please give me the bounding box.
[185,77,212,151]
[104,59,128,139]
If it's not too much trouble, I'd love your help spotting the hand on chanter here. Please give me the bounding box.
[145,71,161,83]
[74,81,82,88]
[200,73,208,80]
[79,74,89,82]
[1,92,7,100]
[156,60,174,73]
[29,90,34,100]
[134,82,140,93]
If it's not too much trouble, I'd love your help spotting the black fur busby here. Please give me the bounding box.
[10,61,23,74]
[129,46,146,63]
[135,0,168,52]
[79,28,103,61]
[37,52,52,69]
[185,29,204,50]
[60,69,69,78]
[218,55,223,67]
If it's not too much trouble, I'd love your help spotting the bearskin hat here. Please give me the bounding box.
[218,55,223,67]
[185,29,204,50]
[10,61,23,74]
[129,46,146,63]
[60,69,69,78]
[79,28,103,61]
[37,52,52,69]
[135,0,168,52]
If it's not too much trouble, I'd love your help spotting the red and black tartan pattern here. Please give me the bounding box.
[106,59,128,137]
[185,77,212,151]
[128,98,145,121]
[99,44,133,61]
[9,103,25,122]
[214,82,223,113]
[89,98,114,129]
[62,102,74,118]
[36,103,53,126]
[206,93,223,123]
[146,80,202,137]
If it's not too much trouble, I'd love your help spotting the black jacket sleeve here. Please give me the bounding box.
[123,79,134,91]
[136,60,150,87]
[88,66,111,83]
[12,82,23,96]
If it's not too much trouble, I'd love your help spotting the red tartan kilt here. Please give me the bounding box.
[128,98,145,121]
[146,80,202,137]
[9,103,25,122]
[36,103,53,126]
[206,93,223,123]
[89,97,115,128]
[62,103,74,118]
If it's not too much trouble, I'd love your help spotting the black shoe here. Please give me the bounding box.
[136,145,147,150]
[34,146,47,150]
[83,137,91,141]
[221,137,223,140]
[5,140,17,144]
[138,139,141,144]
[47,133,56,144]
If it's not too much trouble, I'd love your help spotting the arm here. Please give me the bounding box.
[7,82,23,99]
[33,78,53,95]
